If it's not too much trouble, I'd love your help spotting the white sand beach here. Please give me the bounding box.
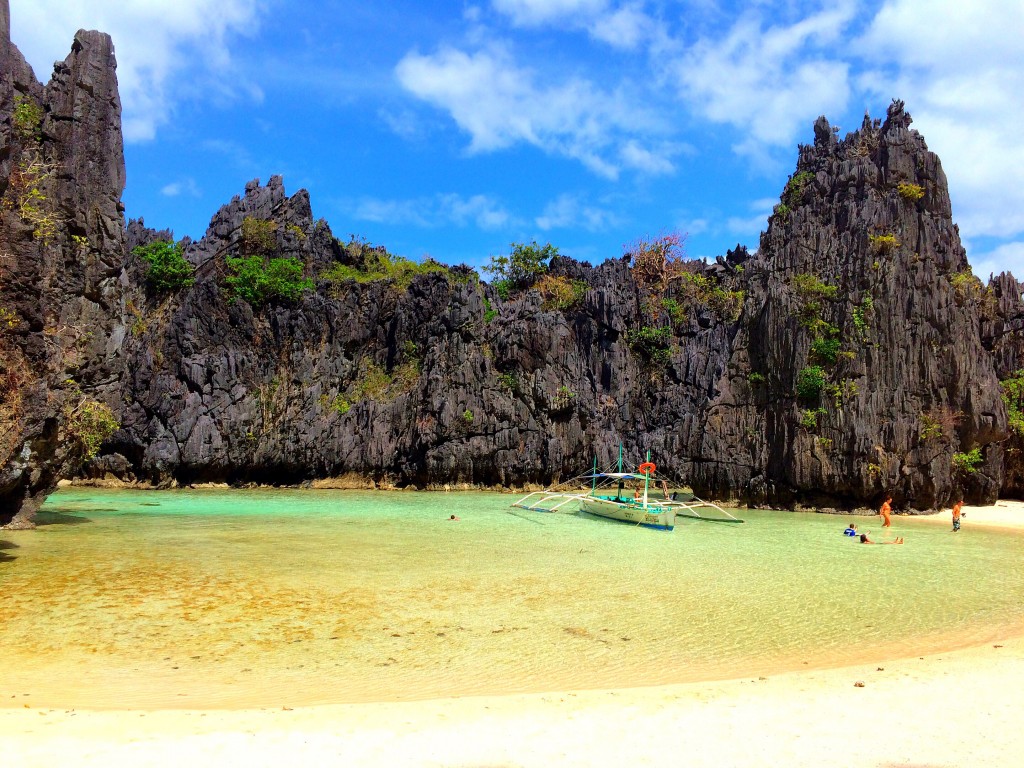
[3,501,1022,768]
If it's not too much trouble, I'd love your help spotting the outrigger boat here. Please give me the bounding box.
[511,448,743,531]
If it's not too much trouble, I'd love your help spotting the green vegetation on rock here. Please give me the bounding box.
[897,182,925,201]
[1000,371,1024,436]
[952,447,983,475]
[323,239,450,289]
[536,274,588,311]
[226,254,313,305]
[796,365,827,401]
[869,233,900,254]
[484,240,557,290]
[626,325,673,366]
[13,95,44,142]
[241,217,278,256]
[66,399,119,460]
[133,240,194,292]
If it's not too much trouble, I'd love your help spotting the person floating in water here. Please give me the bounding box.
[879,496,893,528]
[449,514,460,521]
[952,499,964,532]
[843,523,858,537]
[859,532,903,544]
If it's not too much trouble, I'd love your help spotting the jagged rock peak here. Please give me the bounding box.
[1,0,10,61]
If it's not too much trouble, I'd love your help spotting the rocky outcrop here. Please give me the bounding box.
[0,0,1013,521]
[981,272,1024,497]
[696,103,1007,510]
[0,0,127,527]
[102,101,1004,510]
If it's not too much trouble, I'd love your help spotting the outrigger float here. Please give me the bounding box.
[511,448,743,531]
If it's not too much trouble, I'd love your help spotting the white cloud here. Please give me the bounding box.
[856,0,1024,252]
[352,193,515,231]
[726,197,775,236]
[492,0,655,50]
[9,0,264,142]
[969,242,1024,282]
[672,3,855,155]
[492,0,608,26]
[535,193,620,231]
[619,140,676,175]
[396,44,663,179]
[160,178,202,197]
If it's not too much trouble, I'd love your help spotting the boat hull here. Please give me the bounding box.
[579,496,675,531]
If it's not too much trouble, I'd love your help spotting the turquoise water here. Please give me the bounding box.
[1,488,1022,709]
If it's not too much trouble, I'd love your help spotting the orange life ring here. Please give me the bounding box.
[638,462,656,475]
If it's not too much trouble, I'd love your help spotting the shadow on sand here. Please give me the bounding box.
[0,539,19,563]
[33,510,94,527]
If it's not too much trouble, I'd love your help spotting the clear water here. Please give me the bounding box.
[1,488,1022,709]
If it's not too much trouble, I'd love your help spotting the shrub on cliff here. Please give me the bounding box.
[1000,371,1024,436]
[241,217,278,256]
[65,399,119,460]
[537,274,587,310]
[322,245,448,289]
[226,255,313,305]
[626,326,673,366]
[796,365,827,401]
[484,240,556,292]
[627,233,686,290]
[133,240,194,292]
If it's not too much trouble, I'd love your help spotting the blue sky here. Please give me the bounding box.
[11,1,1024,278]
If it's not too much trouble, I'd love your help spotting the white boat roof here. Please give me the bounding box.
[583,472,655,480]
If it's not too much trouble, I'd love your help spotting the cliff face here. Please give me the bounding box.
[981,272,1024,497]
[0,0,128,527]
[697,103,1007,510]
[101,107,1004,511]
[105,176,746,491]
[0,1,1014,523]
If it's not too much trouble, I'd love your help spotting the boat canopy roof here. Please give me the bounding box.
[582,472,657,481]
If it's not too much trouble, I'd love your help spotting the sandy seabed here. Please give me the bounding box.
[3,501,1023,767]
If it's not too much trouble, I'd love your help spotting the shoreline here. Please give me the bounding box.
[3,500,1022,766]
[3,636,1023,766]
[64,477,1004,516]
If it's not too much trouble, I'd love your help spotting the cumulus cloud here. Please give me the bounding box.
[352,193,515,231]
[160,178,202,197]
[968,242,1024,283]
[9,0,264,142]
[492,0,654,50]
[396,44,666,178]
[491,0,609,27]
[726,197,776,237]
[672,3,855,155]
[856,0,1024,245]
[535,193,620,231]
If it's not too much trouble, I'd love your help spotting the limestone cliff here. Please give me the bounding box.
[699,104,1006,510]
[97,102,1004,512]
[0,0,127,527]
[0,1,1015,524]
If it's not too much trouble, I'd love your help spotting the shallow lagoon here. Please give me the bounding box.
[1,488,1022,709]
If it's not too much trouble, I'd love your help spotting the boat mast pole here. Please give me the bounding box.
[591,455,597,495]
[643,449,651,508]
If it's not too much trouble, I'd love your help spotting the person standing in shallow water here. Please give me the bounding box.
[879,496,893,528]
[952,499,964,532]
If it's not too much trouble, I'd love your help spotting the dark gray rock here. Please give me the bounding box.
[0,0,1015,520]
[0,5,127,526]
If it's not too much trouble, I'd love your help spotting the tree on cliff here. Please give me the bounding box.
[484,240,558,297]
